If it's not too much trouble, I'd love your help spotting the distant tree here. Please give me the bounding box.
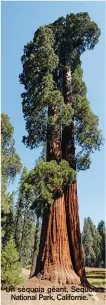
[87,218,102,267]
[1,237,22,287]
[98,220,106,267]
[14,167,35,267]
[3,193,15,244]
[82,217,104,267]
[1,113,22,245]
[82,218,96,266]
[30,217,41,278]
[19,219,35,267]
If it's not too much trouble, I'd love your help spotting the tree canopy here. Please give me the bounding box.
[20,12,103,212]
[20,13,102,152]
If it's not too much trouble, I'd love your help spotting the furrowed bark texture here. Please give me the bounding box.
[35,195,80,284]
[62,68,86,278]
[65,183,85,278]
[34,104,80,284]
[62,68,105,292]
[31,68,105,290]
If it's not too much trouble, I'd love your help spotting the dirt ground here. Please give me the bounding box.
[1,269,106,305]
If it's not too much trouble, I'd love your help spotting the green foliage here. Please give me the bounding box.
[72,66,87,96]
[26,160,76,216]
[61,102,74,126]
[1,113,22,245]
[98,221,106,266]
[52,12,100,70]
[25,264,32,270]
[82,218,96,266]
[74,95,102,151]
[1,237,22,287]
[71,66,103,170]
[20,26,62,149]
[20,12,102,173]
[14,167,35,267]
[19,221,35,267]
[1,113,22,183]
[2,193,15,245]
[82,218,105,267]
[76,151,91,171]
[98,220,106,237]
[18,167,35,201]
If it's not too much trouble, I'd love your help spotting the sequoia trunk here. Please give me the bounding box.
[65,183,85,278]
[35,195,80,284]
[34,104,80,284]
[62,68,105,291]
[62,68,86,279]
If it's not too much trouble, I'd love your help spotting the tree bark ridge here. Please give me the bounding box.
[35,195,80,284]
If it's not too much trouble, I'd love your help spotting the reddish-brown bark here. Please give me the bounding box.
[62,123,85,278]
[62,68,86,279]
[31,69,105,291]
[65,182,85,278]
[35,195,80,284]
[62,69,105,291]
[34,103,80,284]
[62,138,86,279]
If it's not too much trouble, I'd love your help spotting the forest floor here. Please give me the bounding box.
[1,268,106,305]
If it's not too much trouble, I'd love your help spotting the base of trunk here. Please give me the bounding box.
[35,195,80,285]
[36,264,80,285]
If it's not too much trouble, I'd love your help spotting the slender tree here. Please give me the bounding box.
[1,113,22,245]
[14,167,35,266]
[30,217,41,278]
[98,221,106,267]
[82,218,100,267]
[20,13,103,284]
[1,237,22,287]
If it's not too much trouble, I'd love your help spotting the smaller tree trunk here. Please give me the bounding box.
[30,218,41,278]
[19,218,25,261]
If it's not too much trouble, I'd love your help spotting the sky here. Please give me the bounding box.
[1,1,105,229]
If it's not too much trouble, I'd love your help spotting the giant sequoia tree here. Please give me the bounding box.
[20,13,103,285]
